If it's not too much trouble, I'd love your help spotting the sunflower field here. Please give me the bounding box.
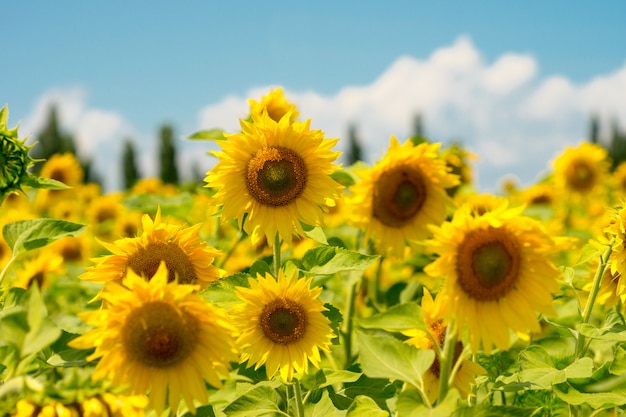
[1,89,626,417]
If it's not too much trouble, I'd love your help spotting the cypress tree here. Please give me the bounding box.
[122,139,140,189]
[345,123,364,165]
[158,124,179,184]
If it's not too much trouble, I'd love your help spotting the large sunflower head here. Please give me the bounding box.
[347,136,459,258]
[70,262,237,415]
[606,203,626,281]
[425,204,560,353]
[552,142,610,196]
[205,110,343,246]
[233,269,335,381]
[80,208,223,288]
[402,289,486,402]
[248,87,299,123]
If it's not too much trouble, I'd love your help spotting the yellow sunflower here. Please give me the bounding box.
[347,136,459,258]
[425,204,560,353]
[248,87,299,123]
[13,393,148,417]
[13,252,64,290]
[607,204,626,290]
[205,110,343,246]
[80,208,223,288]
[552,142,610,196]
[39,152,84,187]
[402,289,486,402]
[233,269,335,381]
[69,263,237,414]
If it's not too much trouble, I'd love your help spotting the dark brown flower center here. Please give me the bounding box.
[372,165,427,227]
[260,297,307,345]
[126,242,197,284]
[122,301,198,368]
[566,159,596,193]
[246,147,308,207]
[456,227,521,301]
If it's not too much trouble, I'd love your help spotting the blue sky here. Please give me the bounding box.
[3,1,626,191]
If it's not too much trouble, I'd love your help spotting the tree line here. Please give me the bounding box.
[28,104,626,191]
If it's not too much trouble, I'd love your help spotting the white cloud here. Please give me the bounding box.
[198,35,626,191]
[21,86,134,190]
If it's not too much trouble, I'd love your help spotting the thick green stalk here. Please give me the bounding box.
[437,320,457,405]
[293,378,305,417]
[273,232,282,276]
[575,244,612,359]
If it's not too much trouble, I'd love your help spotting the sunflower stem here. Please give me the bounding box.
[575,244,612,359]
[436,319,457,405]
[273,232,282,276]
[342,276,359,368]
[368,256,384,309]
[292,378,305,417]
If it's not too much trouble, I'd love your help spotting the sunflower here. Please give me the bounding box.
[233,269,335,381]
[402,289,486,402]
[248,87,299,123]
[347,136,458,257]
[13,252,64,290]
[39,152,84,187]
[70,263,237,414]
[607,204,626,287]
[424,204,560,353]
[13,393,148,417]
[552,142,610,197]
[80,208,223,288]
[205,110,343,246]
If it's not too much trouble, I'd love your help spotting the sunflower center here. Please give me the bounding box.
[372,166,427,227]
[49,167,67,183]
[122,301,199,368]
[456,227,521,301]
[126,242,197,284]
[246,147,308,207]
[260,297,307,345]
[566,160,596,192]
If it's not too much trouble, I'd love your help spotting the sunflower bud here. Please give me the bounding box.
[0,105,36,202]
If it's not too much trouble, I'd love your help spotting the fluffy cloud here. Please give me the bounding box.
[19,87,134,190]
[199,36,626,191]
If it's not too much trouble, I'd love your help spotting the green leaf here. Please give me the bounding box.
[301,246,379,275]
[3,219,86,256]
[610,344,626,376]
[314,369,362,389]
[346,395,388,417]
[518,345,593,389]
[21,174,70,191]
[47,348,92,367]
[452,404,538,417]
[358,302,426,332]
[329,170,356,187]
[22,284,62,357]
[323,303,343,345]
[573,243,601,267]
[553,382,626,408]
[222,383,281,417]
[201,273,250,306]
[577,322,626,342]
[396,388,460,417]
[356,331,434,390]
[302,224,328,245]
[122,192,195,219]
[188,128,227,141]
[308,390,347,417]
